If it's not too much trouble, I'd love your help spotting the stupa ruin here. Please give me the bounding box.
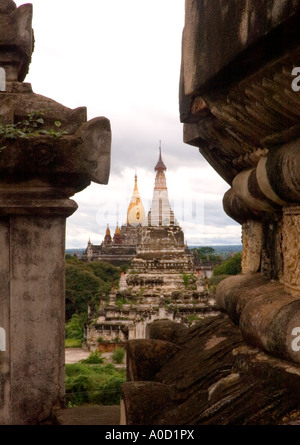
[86,148,217,349]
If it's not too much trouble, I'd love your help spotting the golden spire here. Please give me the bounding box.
[134,172,138,193]
[127,172,146,226]
[113,223,122,244]
[105,224,111,236]
[115,223,121,235]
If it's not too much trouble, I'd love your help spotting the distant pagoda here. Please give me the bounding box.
[85,146,214,348]
[126,144,195,292]
[83,173,145,265]
[145,142,177,227]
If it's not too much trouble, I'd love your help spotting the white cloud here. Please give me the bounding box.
[14,0,240,249]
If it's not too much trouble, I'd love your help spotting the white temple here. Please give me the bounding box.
[145,143,178,227]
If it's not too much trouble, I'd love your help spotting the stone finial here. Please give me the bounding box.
[0,0,17,14]
[0,0,16,14]
[0,2,33,81]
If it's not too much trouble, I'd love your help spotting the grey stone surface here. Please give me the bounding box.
[122,315,300,425]
[178,0,300,366]
[181,0,300,96]
[0,1,111,425]
[53,405,120,425]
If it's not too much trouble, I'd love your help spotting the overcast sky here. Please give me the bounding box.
[15,0,241,248]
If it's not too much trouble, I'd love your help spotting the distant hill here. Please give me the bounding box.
[66,245,243,260]
[188,245,242,259]
[66,248,86,257]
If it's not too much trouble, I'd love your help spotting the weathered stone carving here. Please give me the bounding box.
[0,1,111,425]
[241,220,262,274]
[179,0,300,364]
[282,206,300,294]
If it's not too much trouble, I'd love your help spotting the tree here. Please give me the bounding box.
[65,256,122,321]
[212,252,242,276]
[66,263,104,318]
[192,246,221,262]
[65,314,85,340]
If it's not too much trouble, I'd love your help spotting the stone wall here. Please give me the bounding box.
[86,288,218,350]
[121,0,300,425]
[179,0,300,365]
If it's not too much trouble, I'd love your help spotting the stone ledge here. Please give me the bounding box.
[126,339,182,382]
[216,274,300,364]
[122,314,300,424]
[121,382,172,425]
[52,405,120,425]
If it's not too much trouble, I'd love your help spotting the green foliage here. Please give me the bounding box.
[95,376,125,405]
[192,246,221,262]
[65,338,83,348]
[120,263,129,273]
[0,110,67,150]
[208,274,231,287]
[66,264,103,316]
[65,374,96,406]
[87,261,121,284]
[112,347,125,364]
[182,273,197,288]
[188,314,202,326]
[138,287,145,297]
[65,256,122,320]
[115,298,128,309]
[65,314,85,340]
[79,350,104,364]
[213,252,242,277]
[65,363,126,406]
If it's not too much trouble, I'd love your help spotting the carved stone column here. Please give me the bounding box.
[282,206,300,296]
[0,1,111,424]
[178,0,300,367]
[0,190,77,424]
[241,220,262,274]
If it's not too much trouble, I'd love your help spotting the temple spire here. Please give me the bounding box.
[155,141,166,172]
[126,172,146,226]
[145,144,177,227]
[134,171,138,192]
[113,223,122,244]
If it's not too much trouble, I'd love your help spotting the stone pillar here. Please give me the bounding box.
[282,206,300,296]
[0,191,76,424]
[0,1,111,424]
[241,220,262,274]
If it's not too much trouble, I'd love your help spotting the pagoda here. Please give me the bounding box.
[127,144,196,293]
[145,142,177,227]
[83,174,145,265]
[85,146,213,349]
[113,224,122,244]
[103,225,112,245]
